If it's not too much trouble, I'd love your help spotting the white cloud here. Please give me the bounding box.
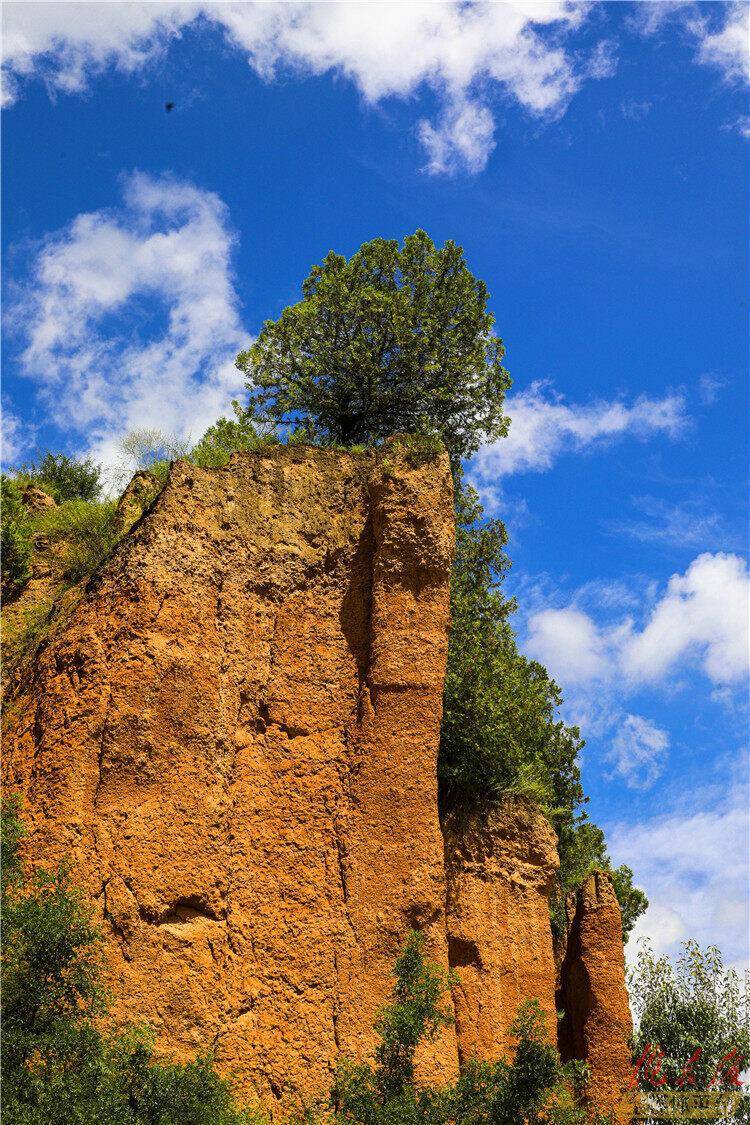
[620,552,750,686]
[1,404,32,467]
[695,1,749,85]
[11,171,246,475]
[525,552,750,691]
[609,781,749,967]
[606,713,669,789]
[635,1,750,87]
[0,1,199,106]
[469,381,686,503]
[1,1,614,174]
[418,98,496,177]
[526,605,616,684]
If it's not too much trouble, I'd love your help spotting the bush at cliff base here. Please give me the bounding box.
[0,799,258,1125]
[327,931,611,1125]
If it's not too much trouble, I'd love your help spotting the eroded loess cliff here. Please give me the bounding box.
[557,871,635,1122]
[2,443,633,1118]
[3,444,458,1108]
[443,801,560,1066]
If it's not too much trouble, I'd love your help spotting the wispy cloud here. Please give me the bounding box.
[608,494,727,550]
[469,381,687,511]
[10,171,246,474]
[606,713,670,789]
[620,98,652,121]
[0,2,614,175]
[1,404,33,467]
[634,1,750,88]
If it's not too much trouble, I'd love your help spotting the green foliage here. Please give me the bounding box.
[629,940,750,1094]
[553,821,648,944]
[18,452,101,503]
[330,934,604,1125]
[609,865,649,943]
[190,407,276,468]
[440,481,584,819]
[37,499,120,583]
[443,481,647,942]
[237,230,510,464]
[374,933,455,1100]
[2,599,54,670]
[1,476,33,589]
[0,799,257,1125]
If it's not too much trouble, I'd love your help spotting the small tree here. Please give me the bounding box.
[629,940,750,1094]
[332,931,603,1125]
[237,230,511,464]
[19,452,101,503]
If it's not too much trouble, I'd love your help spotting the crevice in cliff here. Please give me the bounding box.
[139,895,226,926]
[340,510,375,721]
[100,878,133,962]
[448,936,483,971]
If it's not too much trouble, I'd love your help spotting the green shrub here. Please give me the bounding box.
[1,476,33,589]
[330,932,606,1125]
[18,451,102,503]
[0,799,258,1125]
[552,819,649,943]
[190,409,275,468]
[37,499,120,583]
[2,599,54,671]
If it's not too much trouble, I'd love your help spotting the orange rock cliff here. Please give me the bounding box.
[2,443,633,1116]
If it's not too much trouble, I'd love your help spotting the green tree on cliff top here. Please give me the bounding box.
[236,229,511,464]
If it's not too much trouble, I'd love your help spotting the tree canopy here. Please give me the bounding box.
[629,940,750,1095]
[237,230,510,464]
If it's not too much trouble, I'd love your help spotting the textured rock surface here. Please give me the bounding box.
[557,871,635,1121]
[3,443,458,1112]
[113,470,161,535]
[443,801,560,1065]
[20,485,56,512]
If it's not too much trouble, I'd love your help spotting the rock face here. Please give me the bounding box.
[557,872,635,1121]
[3,444,458,1111]
[443,801,560,1065]
[3,443,634,1118]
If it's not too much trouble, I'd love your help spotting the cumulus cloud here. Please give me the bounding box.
[1,1,613,174]
[11,171,246,474]
[620,552,750,685]
[525,552,750,691]
[608,780,749,967]
[0,1,198,106]
[469,381,686,506]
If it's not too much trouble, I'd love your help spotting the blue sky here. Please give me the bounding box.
[2,1,748,968]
